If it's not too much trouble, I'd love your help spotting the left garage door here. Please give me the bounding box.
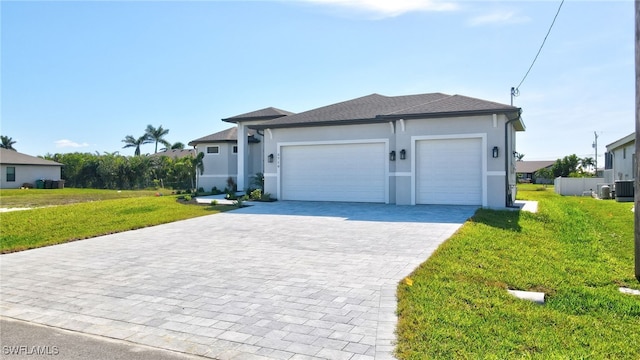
[280,142,386,203]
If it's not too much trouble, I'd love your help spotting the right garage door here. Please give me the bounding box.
[416,138,482,205]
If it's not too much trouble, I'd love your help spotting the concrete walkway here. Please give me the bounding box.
[1,202,477,360]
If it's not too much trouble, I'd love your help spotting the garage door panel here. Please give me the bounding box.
[416,138,482,205]
[281,143,386,203]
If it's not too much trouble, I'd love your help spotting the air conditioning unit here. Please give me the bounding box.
[614,180,634,202]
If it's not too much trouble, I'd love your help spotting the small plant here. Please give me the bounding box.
[250,189,262,200]
[233,197,244,208]
[261,192,273,201]
[198,187,204,193]
[183,195,192,201]
[251,173,264,190]
[211,186,222,195]
[226,177,237,192]
[212,199,218,206]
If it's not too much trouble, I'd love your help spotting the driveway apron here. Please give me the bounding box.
[0,202,476,360]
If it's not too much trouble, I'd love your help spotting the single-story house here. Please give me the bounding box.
[515,160,555,184]
[605,132,636,181]
[191,92,525,208]
[0,148,63,189]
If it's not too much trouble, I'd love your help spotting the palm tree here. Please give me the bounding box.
[1,135,17,151]
[581,157,595,174]
[145,125,171,153]
[160,142,186,152]
[122,134,151,156]
[190,152,205,191]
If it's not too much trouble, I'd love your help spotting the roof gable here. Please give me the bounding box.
[605,132,635,151]
[0,148,62,166]
[188,127,259,146]
[222,107,294,123]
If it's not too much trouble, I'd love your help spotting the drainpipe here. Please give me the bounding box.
[505,111,522,208]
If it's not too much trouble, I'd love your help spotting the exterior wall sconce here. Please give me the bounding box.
[268,154,274,163]
[389,151,396,161]
[492,146,499,158]
[400,149,406,160]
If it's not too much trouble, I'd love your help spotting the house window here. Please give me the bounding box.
[206,146,219,154]
[233,146,238,154]
[6,167,15,182]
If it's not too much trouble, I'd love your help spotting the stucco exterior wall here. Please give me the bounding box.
[195,140,264,192]
[1,165,61,189]
[611,142,636,180]
[263,113,517,208]
[196,143,236,192]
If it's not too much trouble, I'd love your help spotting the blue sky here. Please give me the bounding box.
[1,0,635,164]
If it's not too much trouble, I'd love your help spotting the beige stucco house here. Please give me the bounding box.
[191,92,525,208]
[0,148,63,189]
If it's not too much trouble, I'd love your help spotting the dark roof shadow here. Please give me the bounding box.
[231,201,479,224]
[469,207,522,232]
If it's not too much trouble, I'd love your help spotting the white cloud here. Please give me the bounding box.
[468,10,530,26]
[301,0,459,18]
[55,139,89,148]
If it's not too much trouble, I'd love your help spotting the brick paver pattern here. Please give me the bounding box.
[0,202,475,360]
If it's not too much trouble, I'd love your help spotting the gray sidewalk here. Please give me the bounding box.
[1,202,476,359]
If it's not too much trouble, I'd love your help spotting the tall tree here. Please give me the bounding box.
[551,154,581,177]
[1,135,17,151]
[122,134,151,156]
[145,125,171,153]
[581,157,595,174]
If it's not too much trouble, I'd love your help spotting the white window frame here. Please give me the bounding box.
[206,146,220,155]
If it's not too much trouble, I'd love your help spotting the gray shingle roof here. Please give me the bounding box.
[188,127,260,146]
[150,149,196,159]
[251,93,521,129]
[0,148,62,166]
[222,107,295,123]
[515,161,555,174]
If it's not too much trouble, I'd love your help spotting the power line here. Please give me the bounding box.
[512,0,565,100]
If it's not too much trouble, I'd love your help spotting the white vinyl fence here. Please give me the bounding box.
[554,177,605,196]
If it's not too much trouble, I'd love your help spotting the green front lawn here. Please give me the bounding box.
[396,185,639,358]
[0,188,166,208]
[1,192,233,253]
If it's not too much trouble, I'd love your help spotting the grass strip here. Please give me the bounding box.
[0,188,167,208]
[396,185,639,359]
[1,196,233,253]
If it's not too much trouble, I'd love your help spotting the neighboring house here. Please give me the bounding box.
[515,160,554,184]
[0,148,63,189]
[604,132,636,181]
[191,93,525,208]
[150,148,196,159]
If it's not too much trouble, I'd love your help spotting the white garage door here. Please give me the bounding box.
[281,142,386,203]
[416,138,482,205]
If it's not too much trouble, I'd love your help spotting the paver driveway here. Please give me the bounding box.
[0,202,476,360]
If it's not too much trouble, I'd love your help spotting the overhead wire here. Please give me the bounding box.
[514,0,565,95]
